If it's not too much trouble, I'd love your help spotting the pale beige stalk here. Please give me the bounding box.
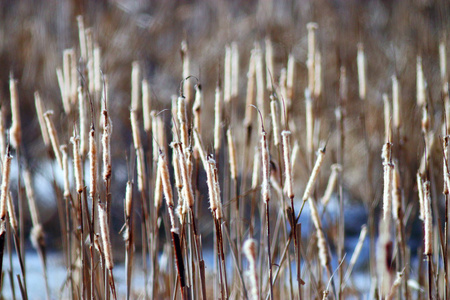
[392,161,401,221]
[302,147,326,202]
[71,133,83,193]
[286,54,295,106]
[244,50,256,127]
[423,180,432,255]
[78,86,88,156]
[305,89,314,155]
[24,169,40,226]
[231,42,239,99]
[392,75,400,130]
[255,45,265,116]
[61,145,71,197]
[307,23,318,93]
[89,127,98,200]
[131,110,146,192]
[34,92,50,147]
[281,131,293,199]
[227,128,237,181]
[9,77,21,149]
[7,193,17,232]
[224,45,231,103]
[193,84,202,133]
[142,79,151,133]
[321,164,342,206]
[214,86,222,153]
[440,41,447,88]
[44,111,63,169]
[382,142,393,221]
[94,45,102,94]
[77,15,87,61]
[417,56,426,107]
[314,52,322,98]
[383,94,391,143]
[357,43,366,100]
[417,172,425,221]
[102,109,112,181]
[271,99,280,146]
[0,151,12,219]
[131,61,141,111]
[181,40,192,104]
[261,131,271,203]
[265,37,274,90]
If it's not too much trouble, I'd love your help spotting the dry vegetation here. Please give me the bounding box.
[0,0,450,299]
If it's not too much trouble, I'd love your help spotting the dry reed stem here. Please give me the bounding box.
[78,86,88,156]
[70,133,83,193]
[265,37,274,90]
[0,110,5,160]
[86,28,95,93]
[392,76,401,130]
[94,45,102,94]
[23,170,40,226]
[392,161,401,221]
[43,111,63,169]
[417,172,425,221]
[193,84,202,133]
[77,16,87,62]
[423,180,433,255]
[305,89,314,155]
[231,42,239,99]
[270,100,280,147]
[131,110,146,192]
[177,96,189,151]
[314,52,322,98]
[9,76,21,149]
[357,43,366,100]
[154,160,163,211]
[244,50,256,127]
[309,198,329,269]
[255,44,265,116]
[7,193,18,232]
[224,45,231,103]
[383,94,391,143]
[281,131,293,199]
[98,202,114,270]
[307,22,318,93]
[227,128,237,181]
[243,239,259,300]
[343,225,368,287]
[286,54,295,106]
[440,41,447,89]
[181,40,192,104]
[261,130,271,204]
[34,92,50,147]
[382,142,393,221]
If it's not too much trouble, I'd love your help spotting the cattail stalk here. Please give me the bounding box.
[383,94,391,143]
[34,92,50,147]
[440,41,447,88]
[271,100,280,147]
[77,16,87,62]
[89,127,98,200]
[193,84,202,133]
[231,42,239,99]
[265,37,274,90]
[286,54,295,106]
[61,145,71,198]
[423,181,432,255]
[281,131,293,200]
[382,142,393,221]
[321,164,342,206]
[392,76,401,131]
[244,51,256,128]
[181,40,192,104]
[224,45,231,103]
[142,79,151,133]
[130,110,146,192]
[306,89,314,157]
[131,61,140,111]
[314,52,322,98]
[102,109,112,181]
[78,86,88,156]
[71,133,83,194]
[255,46,265,117]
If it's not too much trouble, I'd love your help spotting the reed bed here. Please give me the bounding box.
[1,1,450,299]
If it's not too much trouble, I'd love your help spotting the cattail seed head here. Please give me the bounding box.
[302,147,326,202]
[102,110,112,181]
[78,86,88,156]
[286,54,295,106]
[9,76,21,149]
[224,45,231,103]
[423,180,433,255]
[261,131,271,203]
[193,84,202,133]
[307,22,318,93]
[0,150,12,220]
[89,127,98,200]
[417,172,425,221]
[255,45,265,116]
[231,42,239,99]
[305,89,314,154]
[154,160,163,210]
[383,94,391,143]
[265,37,274,90]
[98,202,114,269]
[124,181,133,220]
[227,128,237,181]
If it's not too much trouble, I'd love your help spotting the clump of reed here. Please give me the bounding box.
[1,4,450,300]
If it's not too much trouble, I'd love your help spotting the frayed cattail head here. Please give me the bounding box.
[102,109,112,181]
[243,238,259,300]
[309,198,329,268]
[98,202,114,270]
[159,151,175,228]
[302,147,326,202]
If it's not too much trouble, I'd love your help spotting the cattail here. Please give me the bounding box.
[193,84,202,133]
[142,79,151,133]
[265,37,274,90]
[131,61,140,111]
[244,50,256,128]
[423,180,432,255]
[177,96,189,150]
[77,15,87,61]
[271,99,280,146]
[314,52,322,98]
[61,145,71,198]
[30,224,45,252]
[210,158,223,220]
[124,181,133,221]
[89,127,98,200]
[309,198,329,268]
[0,150,12,220]
[227,128,237,181]
[98,202,114,269]
[261,131,271,203]
[7,193,17,232]
[24,170,40,226]
[174,143,194,211]
[255,45,265,116]
[172,143,183,191]
[100,76,109,129]
[383,93,391,143]
[131,110,146,192]
[392,161,401,221]
[305,89,314,155]
[181,40,192,104]
[440,41,447,88]
[102,109,112,181]
[417,56,426,107]
[78,86,88,156]
[382,142,393,221]
[0,109,5,159]
[302,147,326,202]
[224,45,231,103]
[9,76,21,149]
[417,173,425,220]
[34,92,50,147]
[252,148,260,190]
[159,152,175,228]
[154,161,163,211]
[44,111,63,169]
[94,45,102,94]
[392,75,400,130]
[321,164,342,206]
[357,43,366,100]
[71,133,83,193]
[231,42,239,99]
[279,68,287,125]
[206,157,219,213]
[85,28,95,93]
[214,86,222,153]
[307,23,318,93]
[286,54,295,105]
[281,131,293,199]
[243,239,259,300]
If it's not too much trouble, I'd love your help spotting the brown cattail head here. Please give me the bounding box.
[357,43,366,100]
[71,132,83,194]
[9,76,21,149]
[61,145,71,197]
[102,109,112,181]
[98,202,114,270]
[0,149,12,220]
[243,238,259,300]
[89,127,98,200]
[423,180,433,255]
[44,111,63,169]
